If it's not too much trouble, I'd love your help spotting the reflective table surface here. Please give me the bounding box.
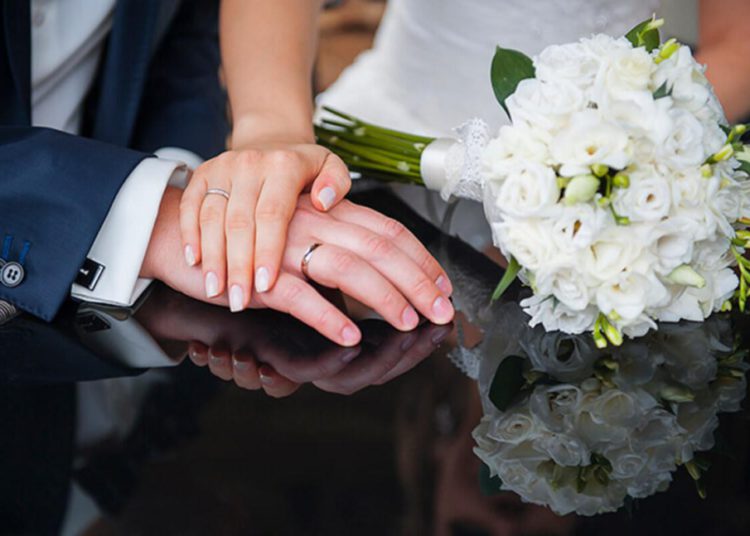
[2,190,750,536]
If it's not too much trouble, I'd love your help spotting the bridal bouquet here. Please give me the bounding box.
[470,309,748,516]
[317,18,750,345]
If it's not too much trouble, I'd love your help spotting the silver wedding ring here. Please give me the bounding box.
[300,243,323,280]
[205,188,230,201]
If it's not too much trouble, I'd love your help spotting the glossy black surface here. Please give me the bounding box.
[2,189,750,536]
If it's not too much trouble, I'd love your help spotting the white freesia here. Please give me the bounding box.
[534,42,599,87]
[598,46,655,100]
[535,264,592,311]
[612,166,671,222]
[494,160,560,218]
[506,78,585,134]
[492,219,557,272]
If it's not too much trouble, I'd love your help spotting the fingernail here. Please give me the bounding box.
[341,348,359,363]
[205,272,219,298]
[341,325,360,345]
[318,187,337,210]
[255,267,270,293]
[233,358,250,372]
[400,332,417,351]
[258,365,274,385]
[184,245,196,266]
[432,296,454,322]
[229,285,244,312]
[436,275,451,295]
[402,306,419,329]
[431,326,452,344]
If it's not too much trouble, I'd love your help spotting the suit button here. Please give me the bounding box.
[1,262,25,288]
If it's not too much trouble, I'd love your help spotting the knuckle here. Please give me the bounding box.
[416,250,438,274]
[237,149,262,167]
[225,213,253,232]
[199,205,223,226]
[382,218,407,240]
[412,276,435,298]
[380,289,401,310]
[333,251,357,274]
[256,201,289,223]
[267,149,299,168]
[365,235,394,258]
[280,281,305,304]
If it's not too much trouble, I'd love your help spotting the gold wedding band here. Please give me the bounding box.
[205,188,230,201]
[301,243,323,280]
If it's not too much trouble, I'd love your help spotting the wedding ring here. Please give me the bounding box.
[205,188,230,201]
[300,243,323,280]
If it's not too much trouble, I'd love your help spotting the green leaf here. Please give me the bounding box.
[491,47,535,116]
[625,18,662,52]
[491,256,520,302]
[653,81,671,99]
[738,157,750,176]
[489,355,526,411]
[479,462,504,496]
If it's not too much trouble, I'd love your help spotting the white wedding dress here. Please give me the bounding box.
[319,0,696,248]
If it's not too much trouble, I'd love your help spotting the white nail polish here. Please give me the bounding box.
[229,285,244,312]
[205,272,219,298]
[255,267,270,293]
[318,187,336,210]
[184,245,196,266]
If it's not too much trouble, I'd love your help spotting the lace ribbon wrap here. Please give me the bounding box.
[419,118,490,203]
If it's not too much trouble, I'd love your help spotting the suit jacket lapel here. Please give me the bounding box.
[2,0,31,125]
[93,0,180,146]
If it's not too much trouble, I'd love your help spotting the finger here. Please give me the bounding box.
[256,272,361,346]
[188,341,209,367]
[299,244,421,331]
[200,185,231,300]
[207,345,233,381]
[316,220,454,325]
[328,201,453,295]
[179,170,208,267]
[225,178,260,312]
[258,364,301,398]
[310,153,352,212]
[270,345,360,384]
[374,324,452,385]
[253,175,303,295]
[232,350,262,390]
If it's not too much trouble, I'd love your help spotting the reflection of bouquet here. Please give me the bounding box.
[470,310,748,516]
[317,19,750,345]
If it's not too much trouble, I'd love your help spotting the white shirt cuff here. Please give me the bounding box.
[71,149,203,307]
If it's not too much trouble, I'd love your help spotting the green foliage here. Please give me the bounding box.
[489,355,526,411]
[491,47,535,116]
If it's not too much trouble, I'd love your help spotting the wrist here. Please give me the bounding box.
[141,186,183,281]
[231,111,315,148]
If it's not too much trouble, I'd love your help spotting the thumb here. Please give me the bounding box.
[310,153,352,212]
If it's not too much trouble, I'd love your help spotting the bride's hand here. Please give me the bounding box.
[178,142,351,311]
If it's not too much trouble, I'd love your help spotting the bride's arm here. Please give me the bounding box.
[695,0,750,122]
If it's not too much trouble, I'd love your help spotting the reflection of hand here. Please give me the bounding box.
[179,144,351,306]
[142,188,453,346]
[186,319,452,398]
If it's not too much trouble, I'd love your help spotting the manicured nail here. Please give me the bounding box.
[341,348,359,363]
[341,325,360,345]
[255,267,270,293]
[436,275,451,295]
[431,326,452,344]
[402,306,419,329]
[318,187,337,210]
[400,332,417,351]
[184,245,196,266]
[205,272,219,298]
[432,296,454,322]
[229,285,244,312]
[258,365,274,385]
[233,358,251,372]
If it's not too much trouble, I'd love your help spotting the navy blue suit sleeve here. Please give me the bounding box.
[0,127,149,320]
[132,0,229,160]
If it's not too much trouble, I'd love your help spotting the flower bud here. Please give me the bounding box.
[712,144,734,162]
[591,164,609,178]
[564,174,600,205]
[644,17,665,32]
[700,164,713,178]
[668,265,706,288]
[612,173,630,188]
[685,460,701,481]
[660,384,695,403]
[654,38,680,64]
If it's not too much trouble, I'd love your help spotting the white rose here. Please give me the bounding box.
[711,181,743,233]
[671,168,710,209]
[506,78,585,134]
[647,217,698,275]
[551,204,607,251]
[535,264,592,311]
[579,34,632,63]
[494,160,560,218]
[533,433,590,467]
[521,295,598,335]
[552,110,631,177]
[653,47,713,114]
[596,271,666,322]
[488,410,537,445]
[584,226,648,281]
[483,124,550,180]
[534,42,599,88]
[585,388,655,428]
[612,166,671,222]
[605,447,648,479]
[492,218,558,272]
[597,46,655,100]
[656,107,706,168]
